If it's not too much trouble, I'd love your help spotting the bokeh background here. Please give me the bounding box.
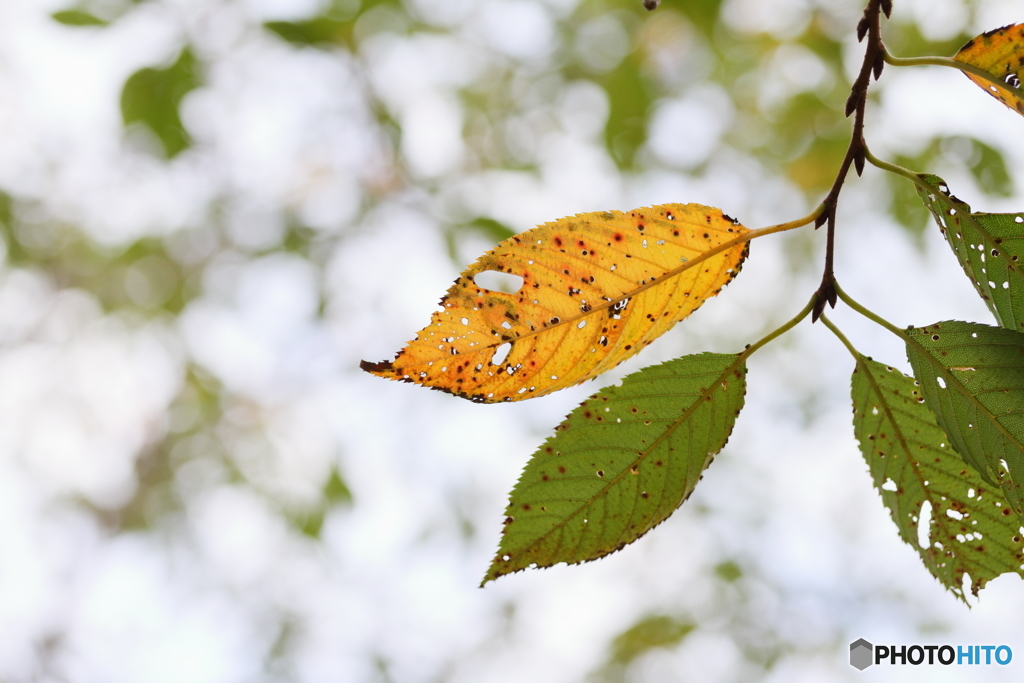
[1,0,1023,680]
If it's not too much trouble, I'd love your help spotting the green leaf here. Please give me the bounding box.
[852,357,1024,600]
[120,48,201,159]
[483,352,745,584]
[904,321,1024,523]
[51,9,108,26]
[915,174,1024,331]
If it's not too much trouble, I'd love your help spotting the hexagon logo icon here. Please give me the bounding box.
[850,638,873,670]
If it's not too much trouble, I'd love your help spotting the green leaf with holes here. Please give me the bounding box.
[852,357,1024,600]
[483,352,745,584]
[121,48,201,159]
[915,174,1024,331]
[905,321,1024,524]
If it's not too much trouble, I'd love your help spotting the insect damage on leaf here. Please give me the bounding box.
[915,174,1024,331]
[483,353,746,584]
[851,358,1024,601]
[955,23,1024,116]
[361,203,750,402]
[904,321,1024,524]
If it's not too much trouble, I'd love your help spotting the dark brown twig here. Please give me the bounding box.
[811,0,887,321]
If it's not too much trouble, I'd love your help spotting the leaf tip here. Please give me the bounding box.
[359,358,393,374]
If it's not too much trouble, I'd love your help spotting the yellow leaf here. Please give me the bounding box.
[954,23,1024,116]
[362,203,749,402]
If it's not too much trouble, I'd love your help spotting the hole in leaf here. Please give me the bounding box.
[881,478,897,491]
[937,377,947,389]
[474,270,524,293]
[917,500,932,548]
[491,342,512,365]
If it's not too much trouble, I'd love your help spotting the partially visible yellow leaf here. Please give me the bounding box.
[954,23,1024,116]
[362,203,749,402]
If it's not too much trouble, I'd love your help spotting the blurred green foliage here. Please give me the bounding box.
[882,21,973,59]
[888,135,1013,237]
[263,0,395,49]
[714,559,743,582]
[596,52,656,168]
[265,18,355,48]
[443,218,516,264]
[51,9,109,26]
[121,47,201,158]
[606,614,696,665]
[295,467,354,538]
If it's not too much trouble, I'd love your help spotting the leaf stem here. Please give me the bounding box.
[747,203,826,240]
[818,313,862,360]
[883,51,1023,98]
[864,147,916,181]
[739,293,817,362]
[833,281,907,340]
[863,147,938,196]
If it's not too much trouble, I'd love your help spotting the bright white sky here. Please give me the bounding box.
[0,0,1023,681]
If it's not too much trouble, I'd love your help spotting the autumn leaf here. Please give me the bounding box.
[915,174,1024,331]
[904,321,1024,524]
[361,203,749,402]
[954,23,1024,116]
[851,357,1024,600]
[484,352,746,584]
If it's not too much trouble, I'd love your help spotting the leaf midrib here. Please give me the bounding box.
[514,356,744,555]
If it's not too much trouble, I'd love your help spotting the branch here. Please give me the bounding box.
[811,0,889,322]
